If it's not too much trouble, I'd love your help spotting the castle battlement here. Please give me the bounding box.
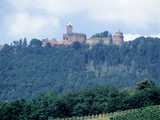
[42,24,124,47]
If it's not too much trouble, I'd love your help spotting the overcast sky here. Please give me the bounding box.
[0,0,160,44]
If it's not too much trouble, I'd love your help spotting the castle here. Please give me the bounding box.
[42,23,124,46]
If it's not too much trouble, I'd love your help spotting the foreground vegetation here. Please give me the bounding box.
[110,105,160,120]
[53,105,160,120]
[0,37,160,100]
[0,80,160,120]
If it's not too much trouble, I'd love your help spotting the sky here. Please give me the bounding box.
[0,0,160,44]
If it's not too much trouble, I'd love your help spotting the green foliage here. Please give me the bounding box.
[30,39,42,47]
[110,105,160,120]
[0,84,160,120]
[1,37,160,119]
[53,83,160,117]
[50,105,160,120]
[136,80,155,90]
[92,31,110,37]
[0,37,160,100]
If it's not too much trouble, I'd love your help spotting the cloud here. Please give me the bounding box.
[7,0,160,32]
[87,0,160,33]
[2,0,160,43]
[124,33,160,41]
[5,13,59,38]
[124,34,142,41]
[8,0,87,15]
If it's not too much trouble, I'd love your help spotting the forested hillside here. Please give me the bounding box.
[0,37,160,100]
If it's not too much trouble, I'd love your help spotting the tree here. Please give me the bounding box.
[92,31,109,37]
[72,42,82,49]
[136,80,156,90]
[23,38,28,47]
[45,42,52,48]
[30,39,42,47]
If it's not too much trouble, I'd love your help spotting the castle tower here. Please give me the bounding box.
[66,23,73,34]
[63,23,86,44]
[112,31,124,45]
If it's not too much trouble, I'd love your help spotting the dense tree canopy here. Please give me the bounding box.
[0,81,160,120]
[0,37,160,100]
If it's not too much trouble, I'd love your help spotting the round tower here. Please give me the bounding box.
[113,31,124,45]
[66,23,73,34]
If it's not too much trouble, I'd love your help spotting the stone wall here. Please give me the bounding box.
[112,32,124,45]
[86,37,112,46]
[63,33,87,43]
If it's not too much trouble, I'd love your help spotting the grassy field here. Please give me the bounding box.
[109,105,160,120]
[54,105,160,120]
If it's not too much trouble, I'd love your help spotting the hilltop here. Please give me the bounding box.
[0,36,160,100]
